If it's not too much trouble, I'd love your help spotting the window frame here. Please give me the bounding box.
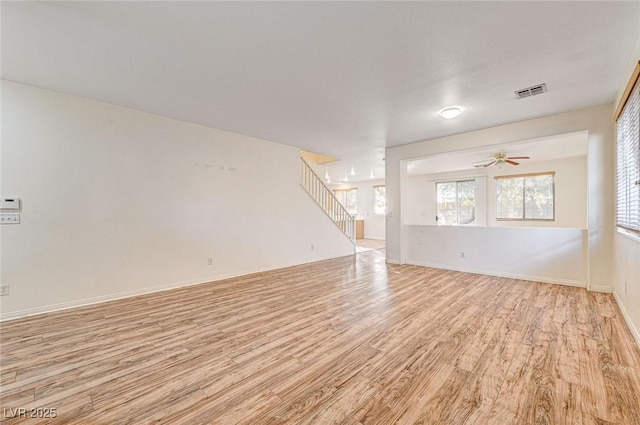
[435,179,476,226]
[373,185,386,216]
[615,60,640,236]
[495,171,556,222]
[333,187,358,215]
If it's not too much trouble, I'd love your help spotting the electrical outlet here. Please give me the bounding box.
[459,251,465,259]
[0,284,9,296]
[207,258,213,266]
[0,213,20,224]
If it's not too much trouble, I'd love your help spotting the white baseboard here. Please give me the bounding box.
[0,253,352,322]
[613,290,640,347]
[403,260,587,289]
[588,284,613,293]
[1,279,211,322]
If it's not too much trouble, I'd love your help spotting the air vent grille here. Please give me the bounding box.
[515,83,547,99]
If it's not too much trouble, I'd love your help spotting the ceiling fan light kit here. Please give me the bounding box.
[473,152,530,168]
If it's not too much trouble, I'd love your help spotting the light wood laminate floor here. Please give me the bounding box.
[355,239,386,253]
[1,250,640,424]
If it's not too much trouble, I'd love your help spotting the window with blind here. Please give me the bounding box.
[616,61,640,235]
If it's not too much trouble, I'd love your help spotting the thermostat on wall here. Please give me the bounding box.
[1,198,21,210]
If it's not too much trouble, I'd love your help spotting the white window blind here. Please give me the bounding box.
[616,62,640,235]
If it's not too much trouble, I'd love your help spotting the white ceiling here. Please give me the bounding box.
[2,2,639,180]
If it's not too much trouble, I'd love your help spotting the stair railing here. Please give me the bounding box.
[300,157,356,242]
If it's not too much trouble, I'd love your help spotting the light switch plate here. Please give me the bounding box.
[0,198,21,210]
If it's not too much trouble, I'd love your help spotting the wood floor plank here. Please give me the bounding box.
[550,379,584,425]
[292,375,379,425]
[1,250,640,424]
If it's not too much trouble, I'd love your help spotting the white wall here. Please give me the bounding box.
[405,174,435,225]
[0,81,354,320]
[614,234,640,343]
[386,104,614,293]
[613,33,640,344]
[405,156,587,229]
[404,226,587,286]
[331,179,386,240]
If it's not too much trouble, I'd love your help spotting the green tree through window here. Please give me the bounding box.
[374,186,386,215]
[496,172,554,220]
[436,180,476,225]
[333,188,357,215]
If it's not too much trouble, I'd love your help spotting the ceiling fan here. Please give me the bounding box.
[473,152,530,168]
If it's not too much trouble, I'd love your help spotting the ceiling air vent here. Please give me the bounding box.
[514,83,547,99]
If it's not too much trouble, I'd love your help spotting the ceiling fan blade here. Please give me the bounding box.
[507,156,530,160]
[472,158,495,165]
[505,160,519,165]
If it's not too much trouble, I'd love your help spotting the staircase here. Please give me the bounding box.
[300,157,356,242]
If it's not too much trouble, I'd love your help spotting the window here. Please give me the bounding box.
[333,188,357,215]
[436,180,475,225]
[373,185,386,215]
[615,61,640,235]
[496,172,554,220]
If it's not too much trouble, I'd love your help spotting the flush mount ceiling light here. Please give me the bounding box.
[439,106,463,119]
